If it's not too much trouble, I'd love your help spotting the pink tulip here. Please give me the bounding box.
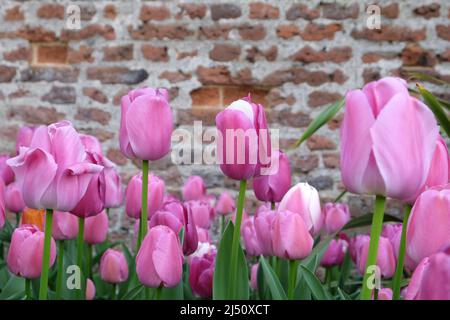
[161,199,185,222]
[340,77,438,201]
[215,96,271,180]
[94,155,124,209]
[7,121,104,211]
[382,223,402,259]
[15,125,39,155]
[126,172,165,219]
[7,225,56,279]
[323,203,351,234]
[255,202,275,214]
[406,184,450,267]
[52,211,79,241]
[0,155,14,185]
[149,210,183,234]
[278,182,323,234]
[253,150,291,203]
[182,204,199,256]
[4,180,25,213]
[374,288,392,300]
[272,210,314,260]
[357,236,396,278]
[0,179,5,228]
[182,176,206,201]
[250,263,259,290]
[214,192,235,215]
[349,234,369,265]
[136,225,183,288]
[185,200,214,229]
[321,238,348,267]
[189,244,216,298]
[79,134,103,155]
[86,279,96,300]
[253,209,276,256]
[405,248,450,300]
[196,227,211,243]
[99,249,129,284]
[84,210,108,245]
[242,216,262,256]
[120,87,173,160]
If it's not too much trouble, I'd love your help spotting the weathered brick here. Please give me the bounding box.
[5,5,24,21]
[68,46,94,63]
[351,26,426,42]
[267,109,311,128]
[436,25,450,41]
[190,87,221,106]
[308,91,342,108]
[361,52,397,63]
[178,107,221,126]
[37,3,65,19]
[300,23,342,41]
[323,153,340,169]
[177,3,207,19]
[177,50,198,60]
[238,24,266,41]
[3,46,31,62]
[35,43,68,64]
[139,5,171,21]
[20,67,79,83]
[276,24,300,39]
[210,3,241,21]
[199,25,232,40]
[79,4,96,21]
[307,135,336,150]
[103,45,133,61]
[41,86,76,104]
[439,49,450,62]
[159,70,191,83]
[75,107,111,125]
[107,148,128,166]
[61,24,115,41]
[322,2,359,19]
[266,89,295,107]
[129,23,193,40]
[0,66,16,82]
[16,26,56,42]
[308,176,334,190]
[328,113,343,130]
[414,3,440,19]
[87,67,148,84]
[291,154,319,173]
[83,87,108,104]
[7,106,65,124]
[249,2,279,20]
[381,3,399,18]
[401,43,436,67]
[197,66,231,85]
[286,4,319,20]
[141,45,168,62]
[262,67,346,87]
[79,128,114,142]
[209,44,241,61]
[104,4,117,19]
[223,86,269,106]
[246,45,277,63]
[290,46,352,63]
[363,68,381,84]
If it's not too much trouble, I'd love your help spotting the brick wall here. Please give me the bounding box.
[0,0,449,238]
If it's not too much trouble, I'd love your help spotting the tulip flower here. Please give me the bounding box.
[215,192,235,215]
[126,172,164,220]
[253,209,276,256]
[100,249,129,284]
[381,224,402,259]
[162,199,185,221]
[241,216,262,257]
[0,155,14,185]
[182,204,199,256]
[357,236,396,278]
[196,227,211,243]
[79,134,103,155]
[52,211,79,241]
[182,176,206,201]
[321,238,348,267]
[405,248,450,300]
[250,263,259,290]
[136,225,183,289]
[15,125,39,155]
[189,244,216,298]
[278,182,323,235]
[323,203,351,234]
[374,288,392,300]
[185,200,214,229]
[149,210,183,234]
[0,179,5,229]
[4,181,25,214]
[349,234,369,265]
[253,150,291,203]
[84,210,108,245]
[86,279,96,300]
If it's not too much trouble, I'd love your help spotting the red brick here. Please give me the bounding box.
[197,66,231,85]
[401,43,436,67]
[266,89,295,107]
[7,106,65,124]
[103,45,133,61]
[177,3,207,19]
[351,26,426,42]
[35,43,68,65]
[238,24,266,40]
[436,25,450,41]
[262,67,346,87]
[16,26,56,42]
[37,4,65,19]
[323,153,340,169]
[249,2,279,19]
[129,23,193,40]
[414,3,440,19]
[68,46,94,63]
[210,3,241,21]
[190,87,221,106]
[41,86,76,104]
[75,107,111,125]
[300,23,342,41]
[159,71,191,83]
[308,91,343,108]
[139,5,171,21]
[107,148,128,166]
[291,155,319,173]
[276,24,300,39]
[61,24,115,41]
[83,87,108,104]
[246,46,277,62]
[361,52,397,63]
[223,86,269,106]
[141,45,168,62]
[209,44,241,61]
[3,46,31,62]
[0,65,16,82]
[380,3,399,18]
[322,2,359,19]
[79,128,114,142]
[5,5,24,21]
[104,4,117,19]
[307,135,336,150]
[177,50,198,60]
[79,5,96,21]
[199,25,232,40]
[87,67,148,84]
[290,46,352,63]
[286,4,319,20]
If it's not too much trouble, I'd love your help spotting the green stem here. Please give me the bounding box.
[391,204,412,300]
[0,242,3,260]
[145,287,151,300]
[137,160,149,250]
[38,208,53,300]
[87,244,92,279]
[288,260,299,300]
[360,195,386,300]
[373,288,379,300]
[25,279,31,300]
[221,215,226,235]
[271,201,276,210]
[76,217,85,300]
[228,179,247,299]
[55,240,64,300]
[16,213,20,227]
[112,284,117,300]
[334,190,347,203]
[155,286,163,300]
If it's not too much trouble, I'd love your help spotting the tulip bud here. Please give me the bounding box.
[149,210,183,234]
[349,234,369,265]
[52,211,79,241]
[86,279,96,300]
[120,87,173,160]
[0,155,14,185]
[374,288,392,300]
[4,181,25,213]
[272,210,314,260]
[126,172,165,219]
[104,163,124,209]
[357,236,396,278]
[382,223,402,259]
[0,179,5,229]
[250,263,259,290]
[253,150,291,203]
[241,216,262,257]
[214,192,235,215]
[321,238,348,267]
[182,176,206,201]
[185,200,214,229]
[254,209,276,256]
[278,182,323,234]
[182,204,198,256]
[136,225,183,288]
[84,210,108,245]
[323,203,351,234]
[189,244,216,298]
[99,249,129,284]
[162,199,185,222]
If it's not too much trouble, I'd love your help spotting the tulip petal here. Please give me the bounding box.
[362,77,408,116]
[152,227,183,287]
[48,121,85,169]
[119,95,136,159]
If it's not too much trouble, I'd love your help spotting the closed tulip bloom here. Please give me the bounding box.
[126,172,164,219]
[341,77,438,201]
[86,279,96,300]
[406,184,450,267]
[0,155,14,185]
[136,225,183,288]
[215,192,235,215]
[149,210,183,234]
[242,216,262,256]
[374,288,393,300]
[382,223,402,259]
[349,235,369,265]
[4,181,25,213]
[15,125,39,155]
[215,96,271,180]
[250,263,259,290]
[100,249,129,284]
[272,210,314,260]
[185,200,214,229]
[8,225,56,279]
[323,203,351,234]
[0,179,5,228]
[182,204,198,256]
[120,87,173,160]
[99,156,124,209]
[278,182,323,234]
[321,238,348,267]
[182,176,206,201]
[189,245,216,298]
[79,134,103,155]
[357,236,396,278]
[52,211,79,241]
[254,210,276,256]
[7,121,104,212]
[253,150,291,203]
[84,210,108,245]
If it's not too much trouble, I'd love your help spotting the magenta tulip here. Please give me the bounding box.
[375,288,393,300]
[272,210,314,260]
[182,204,199,256]
[242,216,262,256]
[149,210,183,234]
[214,192,235,215]
[357,236,396,278]
[0,155,14,185]
[84,210,108,245]
[323,203,351,234]
[0,179,5,228]
[254,209,276,256]
[136,225,183,288]
[126,172,164,219]
[340,77,438,201]
[349,234,369,265]
[162,199,185,221]
[120,87,173,160]
[406,184,450,267]
[278,182,323,235]
[253,150,291,203]
[7,121,103,212]
[215,96,271,180]
[185,200,214,229]
[15,125,39,155]
[189,244,216,298]
[196,227,211,243]
[7,225,56,279]
[321,238,348,267]
[86,279,96,300]
[52,211,79,241]
[250,263,259,290]
[4,181,25,213]
[100,249,129,284]
[79,134,103,155]
[182,176,206,201]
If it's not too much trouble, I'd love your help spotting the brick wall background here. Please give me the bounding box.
[0,0,449,239]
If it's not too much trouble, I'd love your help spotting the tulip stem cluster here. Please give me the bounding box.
[55,241,64,300]
[38,208,53,300]
[360,195,386,300]
[391,204,412,300]
[76,217,85,300]
[288,260,299,300]
[228,179,247,298]
[137,160,149,250]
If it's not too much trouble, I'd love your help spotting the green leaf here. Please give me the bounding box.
[0,275,25,300]
[292,98,344,148]
[417,84,450,138]
[342,213,402,231]
[120,285,144,300]
[298,265,331,300]
[161,280,184,300]
[339,251,353,289]
[256,260,271,300]
[258,256,287,300]
[213,221,249,300]
[294,254,318,300]
[337,287,351,300]
[406,72,450,87]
